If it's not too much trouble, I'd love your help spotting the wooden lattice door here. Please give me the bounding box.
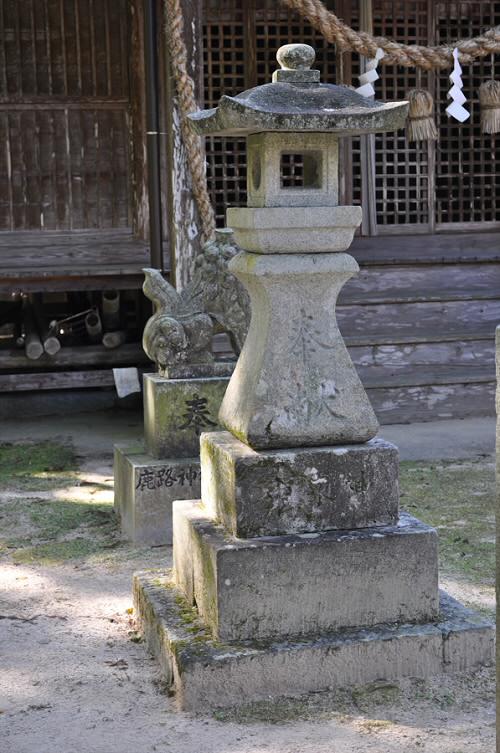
[0,0,131,231]
[372,0,500,234]
[202,0,500,235]
[433,0,500,229]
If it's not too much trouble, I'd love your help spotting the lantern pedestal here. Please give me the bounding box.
[218,251,379,449]
[132,426,493,710]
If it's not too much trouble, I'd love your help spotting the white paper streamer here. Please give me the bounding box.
[356,48,384,98]
[446,47,470,123]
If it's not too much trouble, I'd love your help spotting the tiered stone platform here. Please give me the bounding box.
[133,431,494,711]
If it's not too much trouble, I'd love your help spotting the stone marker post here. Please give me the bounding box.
[114,230,250,545]
[133,44,494,710]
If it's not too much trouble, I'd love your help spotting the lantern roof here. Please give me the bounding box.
[188,44,408,137]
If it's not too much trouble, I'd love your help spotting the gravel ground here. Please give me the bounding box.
[0,413,495,753]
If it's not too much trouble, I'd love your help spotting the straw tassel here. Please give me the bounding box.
[405,89,438,142]
[479,80,500,135]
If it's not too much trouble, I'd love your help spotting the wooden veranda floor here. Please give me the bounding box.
[0,229,156,294]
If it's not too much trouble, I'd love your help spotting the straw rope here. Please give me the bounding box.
[164,0,216,243]
[280,0,500,70]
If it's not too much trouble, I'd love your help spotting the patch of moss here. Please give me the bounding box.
[0,441,78,490]
[29,500,113,539]
[212,687,355,724]
[0,477,121,565]
[13,538,103,565]
[352,681,400,708]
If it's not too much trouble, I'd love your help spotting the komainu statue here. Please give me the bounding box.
[142,229,250,376]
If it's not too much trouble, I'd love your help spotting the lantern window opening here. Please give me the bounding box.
[280,151,322,189]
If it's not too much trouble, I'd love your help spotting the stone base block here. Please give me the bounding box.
[113,442,201,546]
[143,373,230,459]
[173,500,439,642]
[201,432,399,537]
[133,570,494,712]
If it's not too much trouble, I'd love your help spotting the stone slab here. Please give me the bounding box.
[133,570,494,712]
[113,442,200,546]
[173,501,439,642]
[143,373,230,459]
[227,206,362,253]
[161,360,235,380]
[201,432,399,537]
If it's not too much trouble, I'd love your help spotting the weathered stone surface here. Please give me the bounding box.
[227,206,362,253]
[142,268,214,375]
[142,229,250,375]
[133,571,494,712]
[162,361,234,380]
[276,43,316,72]
[144,374,229,459]
[201,431,399,537]
[173,501,439,642]
[188,82,408,138]
[218,252,379,449]
[113,442,200,546]
[246,132,340,208]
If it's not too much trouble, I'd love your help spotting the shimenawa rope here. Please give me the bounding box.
[164,0,216,244]
[279,0,500,70]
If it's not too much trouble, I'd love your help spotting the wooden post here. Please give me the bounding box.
[129,0,149,241]
[144,0,164,271]
[102,290,121,330]
[85,310,103,343]
[359,0,378,237]
[23,301,44,361]
[32,294,61,356]
[336,0,354,206]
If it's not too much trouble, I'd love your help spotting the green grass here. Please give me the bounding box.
[0,441,79,490]
[13,538,105,565]
[0,495,119,565]
[399,459,495,587]
[0,440,123,564]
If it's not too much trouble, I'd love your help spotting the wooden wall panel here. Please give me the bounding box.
[0,0,131,231]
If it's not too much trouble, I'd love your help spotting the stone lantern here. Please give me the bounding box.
[190,43,407,450]
[133,44,493,711]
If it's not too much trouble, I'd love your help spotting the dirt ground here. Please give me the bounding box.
[0,416,495,753]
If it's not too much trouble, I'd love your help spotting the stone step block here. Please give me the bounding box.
[201,432,399,537]
[173,500,439,642]
[143,373,230,459]
[133,570,494,712]
[113,442,201,546]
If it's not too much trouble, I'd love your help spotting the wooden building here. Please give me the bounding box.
[0,0,499,422]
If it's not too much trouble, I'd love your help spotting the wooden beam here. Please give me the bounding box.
[0,370,116,392]
[0,343,151,370]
